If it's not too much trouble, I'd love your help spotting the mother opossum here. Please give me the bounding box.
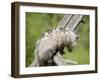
[31,28,79,66]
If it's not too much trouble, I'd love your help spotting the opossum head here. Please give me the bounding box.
[64,30,79,52]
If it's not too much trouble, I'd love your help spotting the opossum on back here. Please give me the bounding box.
[32,28,79,66]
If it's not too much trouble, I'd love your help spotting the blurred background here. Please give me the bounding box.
[26,12,89,67]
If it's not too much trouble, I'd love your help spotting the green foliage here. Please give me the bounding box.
[26,12,89,67]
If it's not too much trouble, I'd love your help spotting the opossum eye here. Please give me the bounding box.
[76,36,79,40]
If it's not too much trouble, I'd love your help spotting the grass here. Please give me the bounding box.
[26,12,89,67]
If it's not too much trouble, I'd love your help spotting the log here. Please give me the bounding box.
[30,52,78,67]
[58,14,83,31]
[65,15,83,31]
[57,14,73,28]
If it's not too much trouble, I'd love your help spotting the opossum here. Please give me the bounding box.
[31,28,79,66]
